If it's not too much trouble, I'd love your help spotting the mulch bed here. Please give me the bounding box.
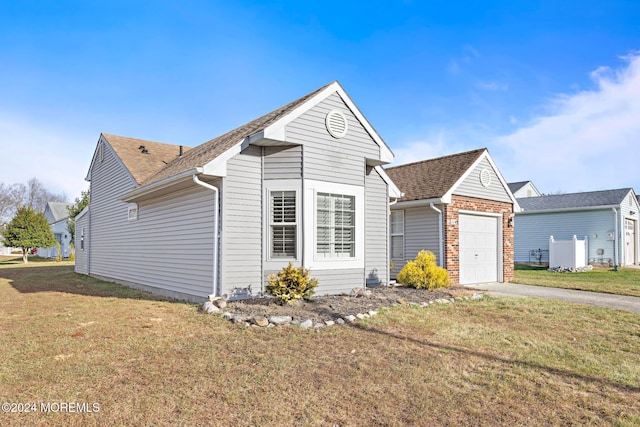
[224,285,474,324]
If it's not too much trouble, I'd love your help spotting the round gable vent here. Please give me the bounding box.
[325,110,348,139]
[480,168,492,187]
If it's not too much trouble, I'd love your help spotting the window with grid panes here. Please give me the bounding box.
[270,191,296,258]
[316,193,355,258]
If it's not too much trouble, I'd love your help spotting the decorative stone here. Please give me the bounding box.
[368,310,378,317]
[222,312,233,319]
[362,289,373,297]
[231,316,245,324]
[335,318,345,325]
[252,317,269,327]
[202,301,221,314]
[269,315,293,325]
[212,298,227,309]
[449,298,455,303]
[314,322,325,330]
[472,293,484,300]
[345,315,357,323]
[350,288,363,297]
[299,319,313,329]
[325,320,335,327]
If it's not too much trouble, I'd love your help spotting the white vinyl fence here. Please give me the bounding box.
[549,235,587,269]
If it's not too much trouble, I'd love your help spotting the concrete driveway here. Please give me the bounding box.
[464,282,640,313]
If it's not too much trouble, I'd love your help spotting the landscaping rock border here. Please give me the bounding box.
[201,287,485,329]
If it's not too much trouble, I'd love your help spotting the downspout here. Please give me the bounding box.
[613,207,619,270]
[193,175,220,298]
[429,202,444,267]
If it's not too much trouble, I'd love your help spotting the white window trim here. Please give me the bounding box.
[390,210,405,260]
[264,180,302,271]
[303,179,364,270]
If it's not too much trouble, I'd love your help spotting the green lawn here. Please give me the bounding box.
[1,263,639,426]
[513,264,640,297]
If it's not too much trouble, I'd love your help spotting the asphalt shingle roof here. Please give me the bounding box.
[385,148,486,201]
[103,134,191,185]
[508,181,530,194]
[142,82,334,185]
[517,188,633,211]
[47,202,72,222]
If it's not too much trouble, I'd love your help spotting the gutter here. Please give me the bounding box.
[121,167,203,203]
[429,202,444,267]
[393,198,445,209]
[516,204,620,215]
[192,175,220,298]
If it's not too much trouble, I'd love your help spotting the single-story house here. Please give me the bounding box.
[515,188,640,267]
[37,202,73,258]
[75,81,401,301]
[508,181,541,198]
[385,148,519,285]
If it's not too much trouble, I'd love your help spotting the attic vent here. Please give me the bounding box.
[325,110,348,139]
[480,168,492,187]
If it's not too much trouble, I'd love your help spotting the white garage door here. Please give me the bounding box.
[459,214,499,284]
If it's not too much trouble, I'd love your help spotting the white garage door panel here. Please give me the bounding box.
[459,214,498,284]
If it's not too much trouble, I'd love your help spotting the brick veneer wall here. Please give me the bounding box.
[443,195,514,284]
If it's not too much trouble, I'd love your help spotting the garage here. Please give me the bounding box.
[386,148,517,285]
[459,213,500,284]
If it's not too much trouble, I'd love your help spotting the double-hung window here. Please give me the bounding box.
[316,193,355,258]
[390,210,404,259]
[270,190,297,258]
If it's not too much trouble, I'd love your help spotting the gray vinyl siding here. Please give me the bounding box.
[263,146,302,180]
[286,92,379,187]
[514,209,616,264]
[220,145,263,299]
[311,268,365,296]
[365,167,388,286]
[390,206,441,278]
[456,158,512,203]
[87,143,218,300]
[74,210,89,274]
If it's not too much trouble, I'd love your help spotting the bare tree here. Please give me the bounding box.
[0,178,67,223]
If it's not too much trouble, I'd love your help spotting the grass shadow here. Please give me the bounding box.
[346,309,640,395]
[1,264,181,303]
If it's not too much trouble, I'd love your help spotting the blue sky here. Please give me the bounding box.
[2,0,639,199]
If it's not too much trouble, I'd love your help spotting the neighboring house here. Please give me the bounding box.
[515,188,640,267]
[508,181,541,198]
[75,81,401,302]
[385,148,519,285]
[37,202,73,258]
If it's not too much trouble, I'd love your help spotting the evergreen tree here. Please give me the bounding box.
[2,206,56,263]
[67,190,90,242]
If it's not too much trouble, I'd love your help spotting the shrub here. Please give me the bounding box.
[69,243,75,262]
[266,262,318,304]
[56,242,62,262]
[397,250,450,290]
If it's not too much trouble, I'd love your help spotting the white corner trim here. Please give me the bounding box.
[375,166,403,199]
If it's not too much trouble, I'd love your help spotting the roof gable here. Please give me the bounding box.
[102,134,191,185]
[518,188,635,212]
[46,202,72,222]
[385,149,486,201]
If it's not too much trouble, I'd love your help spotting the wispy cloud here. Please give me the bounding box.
[475,81,508,91]
[494,53,640,193]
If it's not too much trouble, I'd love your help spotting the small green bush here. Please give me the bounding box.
[266,262,318,304]
[397,250,450,290]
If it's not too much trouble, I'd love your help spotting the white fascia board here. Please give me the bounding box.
[442,150,487,202]
[375,166,403,199]
[201,139,250,177]
[75,206,89,221]
[482,152,521,209]
[262,81,394,164]
[516,204,620,215]
[392,198,445,209]
[120,167,203,202]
